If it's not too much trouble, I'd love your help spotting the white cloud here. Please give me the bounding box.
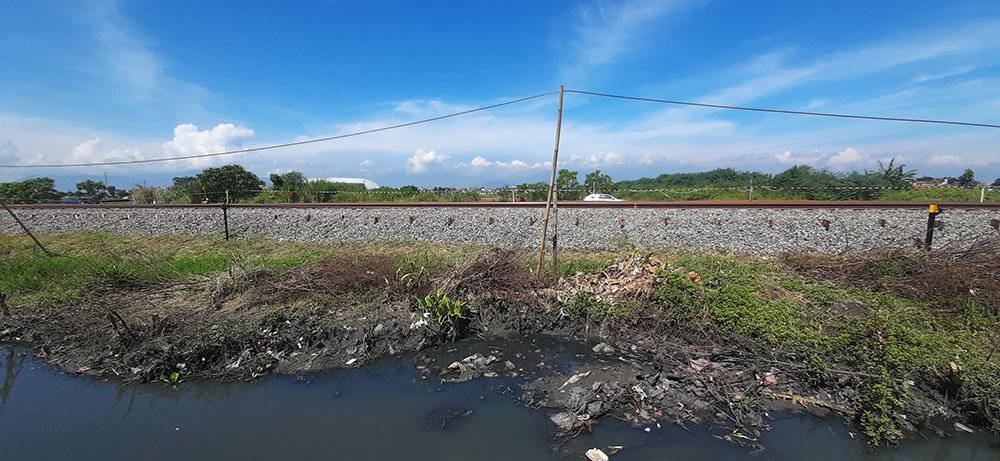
[82,2,210,112]
[564,151,625,168]
[771,150,824,165]
[359,160,373,168]
[927,154,964,165]
[560,0,691,83]
[827,147,865,167]
[457,155,549,172]
[405,149,449,173]
[687,20,1000,113]
[65,137,144,164]
[913,65,977,83]
[162,123,255,168]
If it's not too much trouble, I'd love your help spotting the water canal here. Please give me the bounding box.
[1,341,997,460]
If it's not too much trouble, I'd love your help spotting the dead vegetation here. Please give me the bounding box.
[557,253,666,305]
[436,248,540,301]
[783,238,1000,313]
[268,254,397,298]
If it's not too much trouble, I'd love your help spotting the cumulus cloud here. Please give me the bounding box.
[162,123,255,165]
[564,151,626,168]
[827,147,865,167]
[458,155,549,171]
[66,137,144,164]
[405,149,449,173]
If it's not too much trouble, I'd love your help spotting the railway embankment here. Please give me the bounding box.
[3,202,999,253]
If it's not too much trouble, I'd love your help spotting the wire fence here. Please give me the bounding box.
[2,185,997,205]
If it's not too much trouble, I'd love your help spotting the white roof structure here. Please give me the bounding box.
[310,177,381,190]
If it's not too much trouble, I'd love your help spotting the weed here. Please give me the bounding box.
[569,292,633,317]
[554,255,612,279]
[417,289,466,340]
[854,369,907,445]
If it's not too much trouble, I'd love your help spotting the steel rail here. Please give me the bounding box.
[5,201,1000,210]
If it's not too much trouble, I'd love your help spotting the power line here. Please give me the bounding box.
[566,89,1000,129]
[0,91,558,169]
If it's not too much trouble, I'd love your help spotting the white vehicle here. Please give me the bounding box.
[582,193,623,202]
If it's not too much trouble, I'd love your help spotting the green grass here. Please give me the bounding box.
[553,252,615,279]
[644,248,1000,442]
[0,232,481,310]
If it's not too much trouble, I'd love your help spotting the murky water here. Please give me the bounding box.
[1,343,997,461]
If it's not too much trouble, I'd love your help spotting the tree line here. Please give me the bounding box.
[2,160,997,204]
[0,177,128,203]
[507,160,995,201]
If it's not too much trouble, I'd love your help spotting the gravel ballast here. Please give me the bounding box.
[3,205,998,254]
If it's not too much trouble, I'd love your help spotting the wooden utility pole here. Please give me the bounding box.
[537,85,565,274]
[1,200,54,257]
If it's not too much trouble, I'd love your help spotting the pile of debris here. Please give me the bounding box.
[436,248,540,301]
[557,254,667,305]
[267,254,395,298]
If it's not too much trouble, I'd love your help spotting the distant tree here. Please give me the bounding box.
[992,177,1000,187]
[76,180,109,201]
[269,171,307,190]
[556,169,580,190]
[840,171,884,200]
[399,185,419,193]
[0,177,60,202]
[171,176,197,189]
[556,169,581,199]
[616,168,769,190]
[166,176,204,203]
[195,165,264,202]
[876,158,916,187]
[770,165,841,200]
[583,170,614,193]
[957,168,977,188]
[513,181,549,201]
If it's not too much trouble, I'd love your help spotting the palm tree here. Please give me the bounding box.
[877,158,916,187]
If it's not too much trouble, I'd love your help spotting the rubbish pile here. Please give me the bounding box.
[557,254,667,304]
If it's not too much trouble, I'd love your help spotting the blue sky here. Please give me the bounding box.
[1,0,999,189]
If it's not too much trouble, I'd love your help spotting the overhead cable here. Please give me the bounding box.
[0,91,558,168]
[566,89,1000,129]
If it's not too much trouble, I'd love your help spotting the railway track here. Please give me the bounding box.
[6,200,1000,209]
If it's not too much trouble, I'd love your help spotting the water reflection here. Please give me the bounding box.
[0,349,27,411]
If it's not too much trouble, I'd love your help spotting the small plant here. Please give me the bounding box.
[570,292,632,317]
[417,288,466,340]
[384,265,426,298]
[158,362,189,384]
[855,370,907,445]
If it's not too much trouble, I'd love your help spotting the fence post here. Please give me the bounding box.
[537,85,564,274]
[924,204,940,250]
[1,200,54,256]
[222,205,230,241]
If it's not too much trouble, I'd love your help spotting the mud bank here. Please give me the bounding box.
[2,236,998,447]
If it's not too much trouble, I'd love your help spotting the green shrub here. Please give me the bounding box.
[417,289,466,340]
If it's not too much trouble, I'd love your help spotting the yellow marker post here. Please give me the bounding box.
[924,204,940,250]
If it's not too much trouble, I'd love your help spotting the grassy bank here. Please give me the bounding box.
[1,232,997,444]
